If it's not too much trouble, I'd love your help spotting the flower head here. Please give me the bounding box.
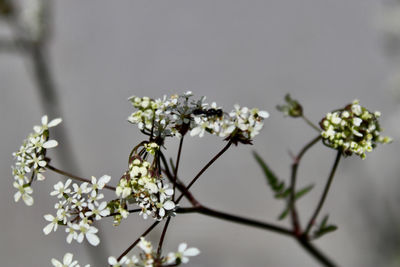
[320,100,392,159]
[12,115,61,206]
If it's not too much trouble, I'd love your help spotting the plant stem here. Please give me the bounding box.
[157,217,171,257]
[172,137,184,201]
[117,221,160,262]
[176,206,292,236]
[160,152,200,206]
[301,115,320,132]
[297,235,336,267]
[176,140,232,203]
[47,164,116,191]
[289,135,322,234]
[304,151,341,235]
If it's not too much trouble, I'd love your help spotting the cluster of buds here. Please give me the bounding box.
[128,92,269,143]
[43,175,112,246]
[108,238,200,267]
[320,100,392,159]
[115,153,175,221]
[12,115,61,206]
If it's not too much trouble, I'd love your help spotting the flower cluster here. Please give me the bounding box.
[51,252,89,267]
[320,100,392,159]
[43,175,111,246]
[12,115,61,206]
[127,92,269,142]
[108,238,200,267]
[115,157,175,221]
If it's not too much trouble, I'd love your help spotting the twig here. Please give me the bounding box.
[157,217,172,257]
[172,137,184,201]
[47,164,116,191]
[117,221,160,262]
[289,135,322,234]
[304,151,341,235]
[176,206,292,236]
[176,140,232,203]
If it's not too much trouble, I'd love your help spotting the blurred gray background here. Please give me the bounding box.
[1,0,399,266]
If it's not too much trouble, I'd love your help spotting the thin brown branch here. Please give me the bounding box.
[117,221,160,262]
[47,164,116,191]
[176,140,232,203]
[304,151,341,235]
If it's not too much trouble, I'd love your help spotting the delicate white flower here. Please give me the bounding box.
[73,221,100,246]
[87,190,104,205]
[13,180,33,206]
[158,182,174,202]
[50,179,72,198]
[65,222,78,244]
[51,252,89,267]
[90,175,111,191]
[51,252,78,267]
[43,214,59,235]
[86,201,110,220]
[34,115,62,134]
[138,237,153,254]
[167,243,200,264]
[72,182,90,199]
[26,154,47,169]
[156,199,175,218]
[71,197,87,211]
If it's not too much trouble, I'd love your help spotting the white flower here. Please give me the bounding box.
[51,253,78,267]
[87,190,104,205]
[72,182,90,199]
[13,180,33,206]
[50,179,72,198]
[73,222,100,246]
[167,243,200,264]
[26,154,47,169]
[86,201,110,220]
[34,115,62,134]
[71,197,87,211]
[156,199,175,218]
[90,175,111,191]
[157,182,174,202]
[43,214,59,235]
[138,237,153,254]
[65,222,78,244]
[51,252,89,267]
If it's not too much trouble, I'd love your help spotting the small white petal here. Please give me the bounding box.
[22,194,34,206]
[63,253,73,264]
[163,200,175,210]
[43,223,54,235]
[43,140,58,149]
[178,243,188,253]
[184,247,200,257]
[86,233,100,246]
[48,118,62,127]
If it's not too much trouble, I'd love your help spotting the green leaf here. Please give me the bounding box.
[295,184,314,200]
[278,206,290,220]
[275,187,291,199]
[313,215,338,239]
[253,151,285,194]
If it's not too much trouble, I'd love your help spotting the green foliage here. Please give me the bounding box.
[253,151,314,220]
[313,215,338,239]
[276,94,303,118]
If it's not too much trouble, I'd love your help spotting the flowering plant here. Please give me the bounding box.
[11,92,391,266]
